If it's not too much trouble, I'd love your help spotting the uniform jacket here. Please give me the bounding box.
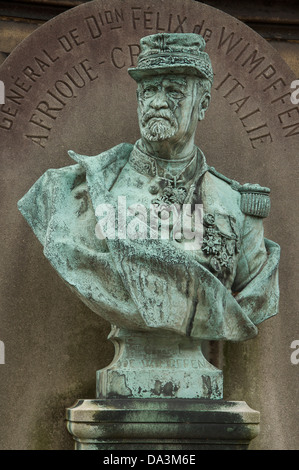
[18,143,280,341]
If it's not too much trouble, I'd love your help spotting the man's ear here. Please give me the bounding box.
[198,92,211,121]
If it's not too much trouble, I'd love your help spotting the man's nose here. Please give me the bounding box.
[150,90,169,109]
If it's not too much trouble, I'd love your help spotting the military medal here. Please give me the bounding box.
[129,144,198,206]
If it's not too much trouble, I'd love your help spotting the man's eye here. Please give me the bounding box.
[167,89,184,99]
[143,87,157,98]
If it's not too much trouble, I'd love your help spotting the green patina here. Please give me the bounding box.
[18,33,280,400]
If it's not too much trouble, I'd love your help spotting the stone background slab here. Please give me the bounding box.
[0,0,298,449]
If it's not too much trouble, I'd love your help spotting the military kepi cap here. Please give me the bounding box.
[128,33,213,83]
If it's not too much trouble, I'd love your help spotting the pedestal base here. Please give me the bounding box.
[66,399,260,450]
[97,328,223,400]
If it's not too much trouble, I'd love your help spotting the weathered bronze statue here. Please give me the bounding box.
[18,33,280,400]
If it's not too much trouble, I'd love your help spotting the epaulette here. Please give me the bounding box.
[208,166,271,218]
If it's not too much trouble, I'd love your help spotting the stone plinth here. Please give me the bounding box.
[96,328,223,400]
[66,399,260,450]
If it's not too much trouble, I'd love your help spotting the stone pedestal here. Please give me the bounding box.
[96,327,223,400]
[66,399,260,450]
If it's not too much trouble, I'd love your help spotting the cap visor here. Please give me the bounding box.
[128,65,208,82]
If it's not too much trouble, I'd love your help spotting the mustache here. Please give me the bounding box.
[141,109,177,126]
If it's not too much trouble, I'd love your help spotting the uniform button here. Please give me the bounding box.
[149,184,159,195]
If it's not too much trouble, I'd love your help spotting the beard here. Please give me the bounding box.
[139,109,179,142]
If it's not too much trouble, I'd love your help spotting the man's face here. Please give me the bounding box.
[137,74,209,146]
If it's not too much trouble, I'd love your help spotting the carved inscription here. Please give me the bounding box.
[85,7,125,38]
[0,49,60,131]
[215,72,273,149]
[26,59,99,148]
[111,44,140,69]
[217,27,299,140]
[118,358,206,369]
[1,5,298,147]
